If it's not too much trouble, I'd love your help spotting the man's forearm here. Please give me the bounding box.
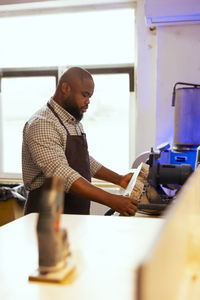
[69,176,138,216]
[93,166,123,186]
[69,176,116,207]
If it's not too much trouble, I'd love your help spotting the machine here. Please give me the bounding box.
[136,81,200,214]
[166,81,200,169]
[135,82,200,214]
[106,82,200,216]
[137,146,193,215]
[105,147,193,216]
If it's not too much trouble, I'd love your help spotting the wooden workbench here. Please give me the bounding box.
[0,213,164,300]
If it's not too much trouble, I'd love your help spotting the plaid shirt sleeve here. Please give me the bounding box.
[89,155,102,177]
[23,118,82,192]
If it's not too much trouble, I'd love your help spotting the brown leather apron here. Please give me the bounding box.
[24,103,91,215]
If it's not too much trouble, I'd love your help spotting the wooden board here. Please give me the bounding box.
[136,167,200,300]
[123,162,149,200]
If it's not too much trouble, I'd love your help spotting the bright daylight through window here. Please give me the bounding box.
[0,7,135,176]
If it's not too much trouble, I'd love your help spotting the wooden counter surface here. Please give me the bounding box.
[0,213,164,300]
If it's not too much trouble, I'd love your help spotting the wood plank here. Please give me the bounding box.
[123,162,149,200]
[136,167,200,300]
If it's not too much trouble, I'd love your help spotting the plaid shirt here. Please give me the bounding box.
[22,98,102,192]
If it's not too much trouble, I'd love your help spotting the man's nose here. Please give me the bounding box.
[85,97,90,104]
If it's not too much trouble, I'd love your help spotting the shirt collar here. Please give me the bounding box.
[48,97,79,125]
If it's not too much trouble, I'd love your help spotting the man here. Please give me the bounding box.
[22,67,137,216]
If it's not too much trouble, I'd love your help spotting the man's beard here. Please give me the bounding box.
[64,99,83,121]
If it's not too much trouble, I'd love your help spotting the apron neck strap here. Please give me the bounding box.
[47,102,70,134]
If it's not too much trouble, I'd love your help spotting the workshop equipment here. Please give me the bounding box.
[125,82,200,215]
[128,148,193,215]
[29,177,75,282]
[172,82,200,151]
[136,83,200,170]
[105,148,193,216]
[164,82,200,169]
[106,82,199,216]
[137,147,193,215]
[137,82,200,213]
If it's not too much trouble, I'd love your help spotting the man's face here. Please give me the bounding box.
[63,78,94,121]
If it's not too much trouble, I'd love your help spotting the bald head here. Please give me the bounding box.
[58,67,93,90]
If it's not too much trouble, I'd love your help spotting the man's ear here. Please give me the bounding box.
[61,82,71,95]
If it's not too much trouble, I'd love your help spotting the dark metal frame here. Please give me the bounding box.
[0,65,134,92]
[85,66,134,92]
[0,67,59,90]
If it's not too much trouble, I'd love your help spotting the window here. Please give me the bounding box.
[0,74,57,174]
[0,7,135,177]
[83,72,131,173]
[0,9,135,67]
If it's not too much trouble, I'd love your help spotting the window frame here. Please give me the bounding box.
[0,1,136,19]
[0,64,134,90]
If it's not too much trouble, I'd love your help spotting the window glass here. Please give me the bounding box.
[0,8,135,68]
[1,76,56,173]
[82,74,130,173]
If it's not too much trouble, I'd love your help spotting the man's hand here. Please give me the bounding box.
[110,194,138,216]
[71,176,137,216]
[119,172,133,189]
[94,166,134,189]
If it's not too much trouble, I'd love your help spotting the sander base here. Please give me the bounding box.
[29,257,75,283]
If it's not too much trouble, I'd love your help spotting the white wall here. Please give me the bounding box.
[135,0,157,156]
[135,0,200,156]
[156,24,200,147]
